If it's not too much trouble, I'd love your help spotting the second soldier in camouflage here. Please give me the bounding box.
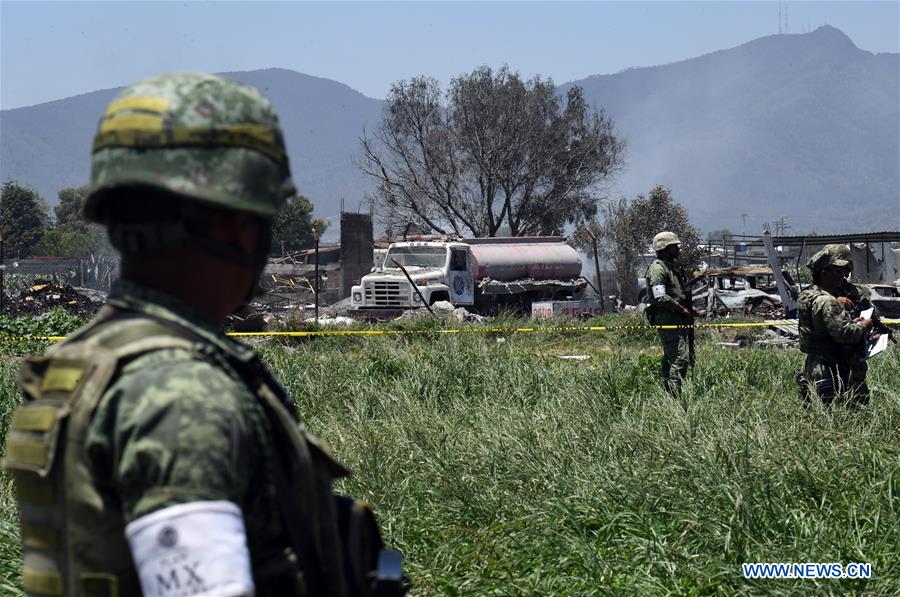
[796,245,875,407]
[645,231,697,394]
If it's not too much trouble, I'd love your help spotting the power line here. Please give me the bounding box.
[774,216,792,236]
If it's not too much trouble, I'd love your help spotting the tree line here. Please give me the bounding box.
[0,180,325,259]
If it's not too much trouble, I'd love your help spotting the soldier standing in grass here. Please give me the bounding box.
[644,231,698,394]
[796,246,875,408]
[3,73,401,597]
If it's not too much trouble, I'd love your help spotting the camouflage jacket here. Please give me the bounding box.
[87,280,287,550]
[797,284,869,359]
[644,258,690,324]
[5,279,322,596]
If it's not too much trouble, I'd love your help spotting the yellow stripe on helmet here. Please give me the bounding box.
[99,113,165,134]
[105,95,170,116]
[93,124,288,168]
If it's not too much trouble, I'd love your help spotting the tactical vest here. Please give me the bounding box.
[644,259,690,324]
[797,287,842,359]
[3,313,352,597]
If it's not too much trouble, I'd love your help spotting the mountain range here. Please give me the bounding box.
[1,26,897,236]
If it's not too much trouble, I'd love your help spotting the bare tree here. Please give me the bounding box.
[573,186,702,304]
[360,66,623,237]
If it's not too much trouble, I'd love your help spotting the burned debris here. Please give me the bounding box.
[2,208,897,348]
[688,266,789,318]
[1,280,103,317]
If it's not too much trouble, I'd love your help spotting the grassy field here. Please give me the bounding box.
[1,312,899,595]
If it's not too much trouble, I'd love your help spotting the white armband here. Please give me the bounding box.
[651,284,667,299]
[125,501,254,597]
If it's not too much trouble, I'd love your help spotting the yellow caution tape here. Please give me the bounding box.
[229,321,783,337]
[1,320,897,342]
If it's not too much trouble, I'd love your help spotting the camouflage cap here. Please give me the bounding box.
[824,243,853,271]
[84,72,295,223]
[806,244,852,273]
[652,231,681,252]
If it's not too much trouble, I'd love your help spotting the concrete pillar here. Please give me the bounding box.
[340,213,373,298]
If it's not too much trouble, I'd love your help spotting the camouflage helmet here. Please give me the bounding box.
[652,231,681,252]
[84,72,295,223]
[806,244,852,273]
[825,243,853,272]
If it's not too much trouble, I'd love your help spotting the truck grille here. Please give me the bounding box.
[364,281,409,307]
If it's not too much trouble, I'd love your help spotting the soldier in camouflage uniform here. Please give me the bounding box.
[3,73,397,597]
[796,246,875,407]
[644,231,697,394]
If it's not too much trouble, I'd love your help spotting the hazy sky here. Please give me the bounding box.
[2,1,898,110]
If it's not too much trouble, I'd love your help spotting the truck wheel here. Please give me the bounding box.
[429,292,450,306]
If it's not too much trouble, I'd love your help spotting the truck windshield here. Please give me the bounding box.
[385,247,448,268]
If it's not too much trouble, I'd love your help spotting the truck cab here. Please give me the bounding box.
[351,241,474,309]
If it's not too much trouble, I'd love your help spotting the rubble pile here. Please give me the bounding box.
[323,298,353,316]
[304,316,355,326]
[1,280,102,317]
[394,301,487,323]
[756,329,799,348]
[745,297,786,318]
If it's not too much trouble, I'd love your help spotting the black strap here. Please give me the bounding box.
[267,438,328,596]
[115,309,330,594]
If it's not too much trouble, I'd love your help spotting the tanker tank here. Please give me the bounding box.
[465,237,582,282]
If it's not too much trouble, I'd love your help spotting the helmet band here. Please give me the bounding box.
[93,124,288,169]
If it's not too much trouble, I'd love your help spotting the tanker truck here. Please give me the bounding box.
[350,236,586,313]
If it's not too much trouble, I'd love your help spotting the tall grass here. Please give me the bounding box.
[0,314,897,594]
[261,320,899,595]
[0,361,23,596]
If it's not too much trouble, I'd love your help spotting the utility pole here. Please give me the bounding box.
[740,213,748,237]
[0,232,4,314]
[771,216,795,268]
[585,228,604,313]
[774,216,791,237]
[727,232,735,267]
[312,226,319,324]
